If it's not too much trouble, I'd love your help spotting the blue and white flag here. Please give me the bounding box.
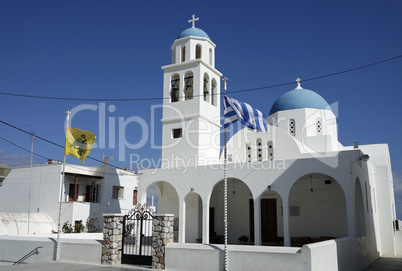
[224,95,268,132]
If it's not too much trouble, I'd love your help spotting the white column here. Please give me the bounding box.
[178,198,186,243]
[202,200,210,244]
[282,194,291,247]
[253,196,262,245]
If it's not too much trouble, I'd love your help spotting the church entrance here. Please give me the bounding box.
[249,198,278,244]
[261,199,277,243]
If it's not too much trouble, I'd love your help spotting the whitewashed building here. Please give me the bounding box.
[137,18,401,270]
[0,157,138,234]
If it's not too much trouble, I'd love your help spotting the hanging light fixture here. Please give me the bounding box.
[310,175,314,193]
[233,179,236,195]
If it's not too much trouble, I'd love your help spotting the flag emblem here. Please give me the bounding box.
[224,95,268,132]
[64,127,96,164]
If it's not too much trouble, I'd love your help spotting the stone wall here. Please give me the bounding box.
[102,214,124,265]
[152,214,174,269]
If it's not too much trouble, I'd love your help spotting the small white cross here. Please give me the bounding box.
[295,78,303,89]
[188,14,199,28]
[223,77,229,91]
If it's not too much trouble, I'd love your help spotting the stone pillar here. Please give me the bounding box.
[152,214,174,269]
[102,214,124,265]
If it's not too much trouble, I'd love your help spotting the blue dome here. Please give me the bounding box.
[177,27,210,40]
[269,88,331,115]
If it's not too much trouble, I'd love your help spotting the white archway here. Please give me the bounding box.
[288,173,347,246]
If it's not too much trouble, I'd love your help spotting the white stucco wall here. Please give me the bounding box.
[0,162,138,234]
[166,241,341,271]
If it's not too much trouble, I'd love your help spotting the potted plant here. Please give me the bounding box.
[239,235,248,245]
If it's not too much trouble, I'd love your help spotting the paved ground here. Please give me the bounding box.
[0,257,401,271]
[0,262,161,271]
[364,257,402,271]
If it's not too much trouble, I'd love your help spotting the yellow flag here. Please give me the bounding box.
[64,127,96,164]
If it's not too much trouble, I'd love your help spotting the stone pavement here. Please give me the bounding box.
[0,261,162,271]
[364,257,402,271]
[1,258,402,271]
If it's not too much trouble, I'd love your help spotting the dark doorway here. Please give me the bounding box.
[261,199,277,242]
[249,198,278,243]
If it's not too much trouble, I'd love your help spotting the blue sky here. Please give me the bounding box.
[0,0,401,216]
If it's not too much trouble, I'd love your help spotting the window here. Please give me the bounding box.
[289,119,296,136]
[112,186,124,199]
[172,128,182,139]
[181,45,186,62]
[268,141,273,161]
[133,189,138,205]
[85,185,98,203]
[316,118,322,134]
[257,138,262,162]
[196,44,201,59]
[246,143,251,163]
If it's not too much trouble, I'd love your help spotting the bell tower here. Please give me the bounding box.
[161,15,222,166]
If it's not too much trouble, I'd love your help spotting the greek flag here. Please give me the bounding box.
[224,95,268,132]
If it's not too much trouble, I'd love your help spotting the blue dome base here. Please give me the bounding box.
[177,27,210,40]
[269,88,331,115]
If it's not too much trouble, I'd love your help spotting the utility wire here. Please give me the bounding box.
[0,120,123,170]
[0,136,49,161]
[0,54,400,101]
[0,135,135,176]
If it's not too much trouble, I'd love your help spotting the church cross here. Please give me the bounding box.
[295,77,302,89]
[188,14,199,28]
[223,77,229,91]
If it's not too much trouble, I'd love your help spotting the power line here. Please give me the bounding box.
[0,136,49,161]
[0,135,135,176]
[0,120,123,170]
[0,54,401,101]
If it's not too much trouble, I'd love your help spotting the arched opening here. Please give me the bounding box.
[203,73,210,102]
[211,78,217,106]
[184,71,193,100]
[147,181,179,242]
[185,192,202,243]
[289,173,347,246]
[170,74,180,103]
[196,44,202,59]
[355,178,367,237]
[181,45,186,63]
[209,178,252,244]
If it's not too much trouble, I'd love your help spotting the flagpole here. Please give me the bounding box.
[224,127,229,271]
[223,77,229,271]
[28,132,35,234]
[56,110,70,261]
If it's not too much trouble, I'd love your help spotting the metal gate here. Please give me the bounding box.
[122,203,154,265]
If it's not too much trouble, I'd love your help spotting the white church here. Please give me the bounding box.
[0,15,401,270]
[137,16,402,270]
